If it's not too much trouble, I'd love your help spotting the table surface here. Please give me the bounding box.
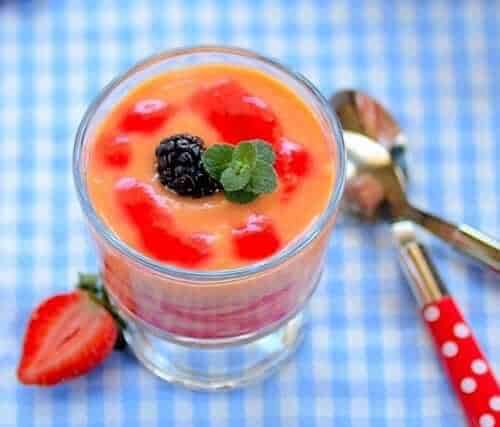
[1,1,499,426]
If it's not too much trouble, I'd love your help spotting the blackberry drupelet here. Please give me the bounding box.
[155,133,222,198]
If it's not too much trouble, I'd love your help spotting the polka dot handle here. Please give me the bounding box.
[423,296,500,427]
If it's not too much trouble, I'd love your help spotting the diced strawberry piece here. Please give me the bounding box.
[141,226,212,267]
[120,99,172,133]
[114,177,172,227]
[97,133,132,169]
[17,291,118,386]
[114,177,212,267]
[275,138,312,194]
[275,139,311,177]
[191,79,281,145]
[232,214,281,260]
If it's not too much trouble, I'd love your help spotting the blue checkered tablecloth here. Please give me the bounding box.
[1,0,499,426]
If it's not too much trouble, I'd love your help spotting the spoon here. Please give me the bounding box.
[332,90,500,427]
[331,90,500,271]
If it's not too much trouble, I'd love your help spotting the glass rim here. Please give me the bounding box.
[73,45,346,283]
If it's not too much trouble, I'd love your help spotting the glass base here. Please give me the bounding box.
[121,309,307,391]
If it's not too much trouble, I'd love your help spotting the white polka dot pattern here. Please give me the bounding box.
[424,305,440,322]
[422,297,500,427]
[454,323,470,339]
[461,377,478,394]
[442,341,458,358]
[490,397,500,412]
[473,359,489,376]
[480,413,495,427]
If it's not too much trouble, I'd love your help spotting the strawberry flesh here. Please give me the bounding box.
[191,79,281,145]
[232,214,281,260]
[114,177,172,227]
[17,291,118,386]
[141,227,212,267]
[97,133,132,169]
[120,99,172,133]
[275,138,312,194]
[115,177,212,267]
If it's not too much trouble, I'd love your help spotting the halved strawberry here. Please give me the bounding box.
[191,79,281,145]
[17,290,118,386]
[120,99,173,133]
[232,214,281,260]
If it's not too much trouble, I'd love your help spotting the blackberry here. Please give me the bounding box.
[155,133,222,198]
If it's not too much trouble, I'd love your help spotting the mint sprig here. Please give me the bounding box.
[253,140,276,163]
[220,166,251,191]
[200,144,233,180]
[225,190,259,203]
[202,140,278,203]
[248,160,277,193]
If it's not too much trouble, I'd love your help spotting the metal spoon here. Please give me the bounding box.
[331,90,500,271]
[331,91,500,426]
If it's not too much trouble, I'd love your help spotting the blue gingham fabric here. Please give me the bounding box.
[1,1,499,426]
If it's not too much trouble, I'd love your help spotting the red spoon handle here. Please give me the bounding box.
[422,296,500,427]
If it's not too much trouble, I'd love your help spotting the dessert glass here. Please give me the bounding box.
[73,46,346,390]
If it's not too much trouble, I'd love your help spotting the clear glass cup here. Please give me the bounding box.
[73,46,346,390]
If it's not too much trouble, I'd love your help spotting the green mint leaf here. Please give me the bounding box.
[251,140,276,164]
[225,190,259,204]
[248,160,278,194]
[232,142,257,170]
[202,144,234,180]
[220,166,251,192]
[203,140,278,204]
